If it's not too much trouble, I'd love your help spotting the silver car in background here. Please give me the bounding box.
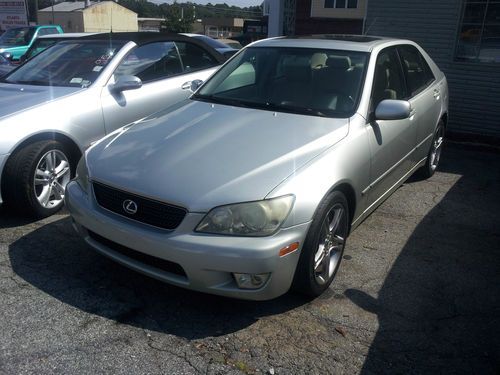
[66,35,448,300]
[0,32,224,217]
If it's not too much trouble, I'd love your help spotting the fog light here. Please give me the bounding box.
[233,272,271,289]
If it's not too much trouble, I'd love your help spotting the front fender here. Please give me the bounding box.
[267,115,371,228]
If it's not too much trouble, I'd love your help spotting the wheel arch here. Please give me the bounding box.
[7,132,82,166]
[332,182,356,231]
[440,112,448,129]
[1,132,83,200]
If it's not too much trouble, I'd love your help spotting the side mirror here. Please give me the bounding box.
[190,79,203,92]
[375,99,411,121]
[1,52,13,61]
[110,75,142,93]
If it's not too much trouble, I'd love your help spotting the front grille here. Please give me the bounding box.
[88,230,187,278]
[92,181,186,230]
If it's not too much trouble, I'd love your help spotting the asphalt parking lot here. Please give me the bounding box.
[1,143,499,375]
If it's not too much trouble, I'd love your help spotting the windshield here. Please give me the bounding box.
[0,27,35,46]
[24,39,60,60]
[4,40,126,87]
[194,47,368,118]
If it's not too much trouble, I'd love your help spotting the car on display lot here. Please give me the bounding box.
[66,35,448,300]
[0,25,64,60]
[0,52,15,77]
[217,38,243,50]
[0,32,225,218]
[182,33,240,58]
[20,32,104,63]
[0,33,103,77]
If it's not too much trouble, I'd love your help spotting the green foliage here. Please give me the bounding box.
[31,0,262,27]
[162,3,194,33]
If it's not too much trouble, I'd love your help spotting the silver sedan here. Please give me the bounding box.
[0,32,223,217]
[66,35,448,300]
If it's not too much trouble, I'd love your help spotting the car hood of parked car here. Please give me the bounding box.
[88,100,350,212]
[0,83,82,120]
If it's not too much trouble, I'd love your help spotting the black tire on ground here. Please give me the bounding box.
[1,140,74,218]
[292,190,349,297]
[419,120,445,179]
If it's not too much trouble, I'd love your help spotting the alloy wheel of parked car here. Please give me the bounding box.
[421,121,445,178]
[33,149,71,210]
[2,140,73,218]
[293,191,349,297]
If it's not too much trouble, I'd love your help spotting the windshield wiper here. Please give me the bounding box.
[264,102,328,117]
[192,94,254,108]
[8,80,49,86]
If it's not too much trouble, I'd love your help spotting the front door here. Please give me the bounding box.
[101,41,218,134]
[366,47,417,207]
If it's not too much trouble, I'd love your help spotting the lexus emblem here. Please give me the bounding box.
[122,199,138,215]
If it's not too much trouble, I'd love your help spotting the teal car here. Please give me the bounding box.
[0,25,63,60]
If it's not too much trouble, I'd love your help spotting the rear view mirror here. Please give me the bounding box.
[375,99,411,121]
[110,75,142,93]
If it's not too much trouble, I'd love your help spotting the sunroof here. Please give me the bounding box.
[294,34,382,43]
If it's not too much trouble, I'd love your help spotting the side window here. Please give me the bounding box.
[175,42,218,72]
[37,28,58,37]
[398,45,435,97]
[371,48,407,110]
[114,42,183,83]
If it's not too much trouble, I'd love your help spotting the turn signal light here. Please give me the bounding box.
[279,242,299,257]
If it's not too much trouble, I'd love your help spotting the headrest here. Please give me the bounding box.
[310,53,328,69]
[326,56,352,70]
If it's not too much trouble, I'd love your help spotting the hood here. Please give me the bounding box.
[88,100,349,212]
[0,83,82,120]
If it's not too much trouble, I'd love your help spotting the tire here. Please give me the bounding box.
[292,191,350,297]
[2,140,73,218]
[419,120,445,179]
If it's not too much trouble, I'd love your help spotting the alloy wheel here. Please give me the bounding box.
[429,126,444,172]
[313,203,347,285]
[33,149,71,208]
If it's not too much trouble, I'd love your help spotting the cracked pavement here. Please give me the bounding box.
[1,143,499,374]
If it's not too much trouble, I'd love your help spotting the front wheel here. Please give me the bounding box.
[292,191,349,297]
[2,140,73,218]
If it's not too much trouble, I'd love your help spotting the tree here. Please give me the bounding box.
[162,3,194,33]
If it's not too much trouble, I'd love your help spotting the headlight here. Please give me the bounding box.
[75,155,89,192]
[195,195,295,237]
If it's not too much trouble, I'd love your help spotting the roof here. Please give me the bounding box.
[38,1,135,14]
[253,34,397,52]
[36,32,103,39]
[39,1,89,12]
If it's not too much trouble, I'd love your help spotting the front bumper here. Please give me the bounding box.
[65,181,311,300]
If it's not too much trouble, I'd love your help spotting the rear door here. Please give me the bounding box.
[397,45,441,162]
[100,40,219,134]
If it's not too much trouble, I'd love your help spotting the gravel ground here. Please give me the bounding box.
[1,143,499,375]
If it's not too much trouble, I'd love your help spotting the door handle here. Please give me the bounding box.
[433,89,440,99]
[181,81,191,90]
